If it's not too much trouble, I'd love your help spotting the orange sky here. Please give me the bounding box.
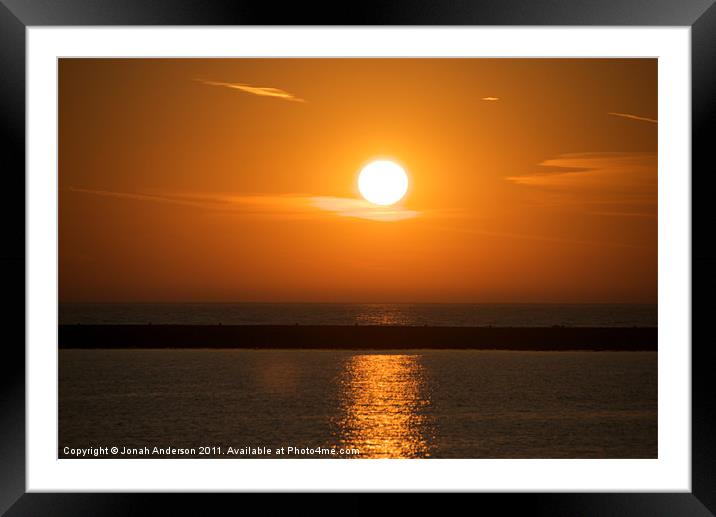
[59,58,657,303]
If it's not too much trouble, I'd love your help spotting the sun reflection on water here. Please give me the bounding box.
[354,305,413,326]
[335,354,433,458]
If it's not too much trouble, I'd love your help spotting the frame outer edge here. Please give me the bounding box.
[2,0,714,514]
[0,1,26,516]
[0,0,715,26]
[692,1,716,515]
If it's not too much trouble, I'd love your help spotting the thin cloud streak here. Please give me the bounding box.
[310,197,420,222]
[196,79,306,103]
[505,152,657,218]
[481,97,500,101]
[588,211,657,219]
[67,187,212,210]
[506,152,657,187]
[68,187,419,222]
[429,223,646,249]
[608,112,657,124]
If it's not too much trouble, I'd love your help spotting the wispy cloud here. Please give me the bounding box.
[506,152,657,218]
[428,223,645,249]
[481,97,500,101]
[196,79,306,103]
[608,112,657,124]
[68,187,419,222]
[68,187,214,210]
[310,197,420,222]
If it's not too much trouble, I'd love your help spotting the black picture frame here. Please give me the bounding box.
[1,0,713,514]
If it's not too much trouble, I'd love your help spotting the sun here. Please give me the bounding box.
[358,160,409,206]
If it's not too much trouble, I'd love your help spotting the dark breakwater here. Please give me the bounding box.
[58,325,657,351]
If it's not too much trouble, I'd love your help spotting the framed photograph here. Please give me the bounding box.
[2,0,713,514]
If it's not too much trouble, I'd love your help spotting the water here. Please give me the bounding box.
[59,303,657,327]
[59,349,657,458]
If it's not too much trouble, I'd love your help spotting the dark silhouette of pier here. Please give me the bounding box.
[59,324,657,351]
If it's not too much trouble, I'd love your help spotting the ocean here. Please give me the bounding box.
[59,302,657,327]
[59,349,657,459]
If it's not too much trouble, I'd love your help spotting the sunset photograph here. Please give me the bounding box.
[58,58,657,459]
